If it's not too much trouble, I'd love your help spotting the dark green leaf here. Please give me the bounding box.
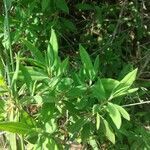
[42,0,50,11]
[101,78,119,99]
[23,40,45,64]
[20,65,33,94]
[56,0,69,13]
[68,118,87,133]
[92,78,106,100]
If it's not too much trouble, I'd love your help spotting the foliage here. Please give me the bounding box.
[0,0,149,149]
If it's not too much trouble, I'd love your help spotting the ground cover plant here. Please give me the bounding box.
[0,0,150,149]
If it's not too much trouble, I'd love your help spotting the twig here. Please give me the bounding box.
[110,0,127,44]
[122,101,150,107]
[137,53,150,78]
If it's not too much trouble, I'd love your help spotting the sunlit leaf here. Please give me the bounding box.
[96,113,100,130]
[102,118,115,144]
[120,68,138,87]
[107,102,122,129]
[50,29,58,65]
[114,104,130,121]
[0,122,36,134]
[79,44,95,79]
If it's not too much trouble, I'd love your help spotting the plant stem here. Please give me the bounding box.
[20,135,25,150]
[3,0,14,86]
[122,101,150,107]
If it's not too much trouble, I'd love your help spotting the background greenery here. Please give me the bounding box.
[0,0,150,149]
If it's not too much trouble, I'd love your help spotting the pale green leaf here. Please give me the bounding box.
[127,88,139,94]
[50,29,58,64]
[107,102,122,129]
[79,44,95,79]
[89,138,99,150]
[114,104,130,121]
[120,68,138,87]
[111,69,138,98]
[0,122,35,134]
[47,42,55,68]
[96,113,100,130]
[102,118,115,144]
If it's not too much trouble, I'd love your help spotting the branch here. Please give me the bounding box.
[122,101,150,107]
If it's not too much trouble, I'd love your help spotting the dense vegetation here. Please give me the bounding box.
[0,0,149,149]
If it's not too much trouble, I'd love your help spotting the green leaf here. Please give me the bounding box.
[92,78,106,100]
[41,103,56,122]
[79,44,95,79]
[67,85,87,98]
[64,101,79,116]
[127,88,139,94]
[92,104,100,114]
[96,113,100,130]
[111,69,138,98]
[120,68,138,87]
[19,66,48,81]
[107,102,122,129]
[112,87,139,98]
[47,40,55,68]
[118,64,133,80]
[0,122,35,134]
[23,40,45,64]
[89,138,99,150]
[68,118,87,133]
[56,0,69,14]
[58,57,69,75]
[50,29,58,64]
[34,95,43,105]
[111,85,130,98]
[114,104,130,121]
[101,78,119,99]
[57,77,73,91]
[102,118,115,144]
[20,110,36,127]
[81,122,91,142]
[42,0,50,11]
[20,65,33,94]
[11,55,20,88]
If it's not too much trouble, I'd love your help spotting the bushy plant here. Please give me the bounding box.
[0,28,139,149]
[0,0,149,149]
